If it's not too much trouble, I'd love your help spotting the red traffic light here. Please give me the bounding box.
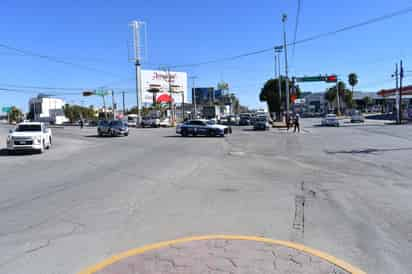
[325,75,337,83]
[82,90,95,96]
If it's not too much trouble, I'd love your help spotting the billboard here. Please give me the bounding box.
[141,70,188,104]
[194,87,214,104]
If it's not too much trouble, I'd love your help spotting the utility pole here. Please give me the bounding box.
[336,80,341,116]
[167,68,173,124]
[189,76,197,118]
[130,21,144,126]
[111,90,116,119]
[282,14,290,118]
[393,63,399,123]
[399,60,404,124]
[275,46,283,120]
[122,91,126,115]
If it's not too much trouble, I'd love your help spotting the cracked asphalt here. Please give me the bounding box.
[0,119,411,274]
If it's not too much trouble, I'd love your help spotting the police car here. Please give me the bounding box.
[176,119,231,137]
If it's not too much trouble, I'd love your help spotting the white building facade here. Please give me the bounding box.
[29,94,68,125]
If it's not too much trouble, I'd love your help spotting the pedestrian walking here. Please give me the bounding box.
[286,114,291,131]
[294,114,300,133]
[80,119,84,129]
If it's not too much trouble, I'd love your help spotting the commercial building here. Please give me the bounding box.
[28,94,69,124]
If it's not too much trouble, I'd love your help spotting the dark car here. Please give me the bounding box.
[98,120,129,136]
[177,119,231,137]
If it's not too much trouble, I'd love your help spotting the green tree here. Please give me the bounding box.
[259,78,300,119]
[63,104,96,122]
[217,81,229,91]
[8,106,22,123]
[348,73,359,93]
[324,81,354,113]
[361,96,373,111]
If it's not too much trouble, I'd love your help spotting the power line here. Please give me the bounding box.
[0,43,124,77]
[292,0,302,62]
[170,6,412,68]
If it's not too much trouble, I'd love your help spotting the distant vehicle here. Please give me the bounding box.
[177,119,231,137]
[253,116,270,130]
[202,106,220,120]
[127,114,139,127]
[239,113,252,126]
[351,111,365,123]
[321,114,340,127]
[159,118,172,127]
[6,122,52,153]
[98,120,129,136]
[141,116,160,128]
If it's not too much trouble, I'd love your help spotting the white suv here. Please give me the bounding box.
[7,122,52,153]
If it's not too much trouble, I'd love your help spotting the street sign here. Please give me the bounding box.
[295,75,338,83]
[1,106,12,113]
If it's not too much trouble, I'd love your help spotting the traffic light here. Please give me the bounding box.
[83,90,95,96]
[325,75,337,83]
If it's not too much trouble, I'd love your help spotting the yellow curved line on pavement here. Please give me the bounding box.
[78,234,366,274]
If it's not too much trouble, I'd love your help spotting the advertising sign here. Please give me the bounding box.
[141,70,187,104]
[194,87,214,104]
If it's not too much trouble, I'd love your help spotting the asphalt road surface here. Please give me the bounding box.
[0,119,411,274]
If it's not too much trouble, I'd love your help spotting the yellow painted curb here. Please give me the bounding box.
[78,235,366,274]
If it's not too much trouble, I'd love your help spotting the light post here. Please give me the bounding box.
[282,14,290,119]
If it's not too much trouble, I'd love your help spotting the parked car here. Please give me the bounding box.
[98,120,129,136]
[6,122,52,153]
[253,116,270,130]
[141,116,160,128]
[321,114,340,127]
[351,111,365,123]
[239,113,252,126]
[159,118,172,127]
[127,114,139,127]
[177,119,231,137]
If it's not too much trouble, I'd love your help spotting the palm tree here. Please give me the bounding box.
[348,73,359,93]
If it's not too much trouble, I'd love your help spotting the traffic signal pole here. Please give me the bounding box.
[282,14,290,118]
[336,80,341,116]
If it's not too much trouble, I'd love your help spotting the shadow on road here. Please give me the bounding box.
[163,135,223,138]
[325,147,412,155]
[83,135,127,138]
[0,149,39,156]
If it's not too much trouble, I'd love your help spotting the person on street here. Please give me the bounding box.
[286,114,291,131]
[294,114,300,133]
[80,119,84,129]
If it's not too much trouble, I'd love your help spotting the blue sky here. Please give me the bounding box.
[1,0,412,111]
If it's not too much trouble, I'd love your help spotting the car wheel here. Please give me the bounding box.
[124,132,129,136]
[181,129,188,137]
[208,129,216,137]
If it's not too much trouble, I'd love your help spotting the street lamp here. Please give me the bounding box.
[282,14,290,119]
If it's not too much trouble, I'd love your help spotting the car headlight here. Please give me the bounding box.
[7,135,12,142]
[33,136,42,144]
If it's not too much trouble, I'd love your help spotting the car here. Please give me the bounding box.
[351,111,365,123]
[239,114,252,126]
[98,120,129,136]
[159,118,172,127]
[253,116,270,130]
[6,122,52,153]
[127,114,139,127]
[177,119,231,137]
[141,116,160,128]
[321,114,340,127]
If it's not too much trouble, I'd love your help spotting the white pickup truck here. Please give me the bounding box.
[6,122,52,153]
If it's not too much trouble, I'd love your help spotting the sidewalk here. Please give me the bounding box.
[79,235,365,274]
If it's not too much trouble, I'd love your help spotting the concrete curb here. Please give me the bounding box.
[78,235,366,274]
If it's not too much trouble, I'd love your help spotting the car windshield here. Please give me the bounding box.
[109,120,123,126]
[15,124,41,132]
[98,120,108,126]
[207,120,216,125]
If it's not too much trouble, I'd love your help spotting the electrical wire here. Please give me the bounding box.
[170,6,412,68]
[292,0,302,62]
[0,43,124,77]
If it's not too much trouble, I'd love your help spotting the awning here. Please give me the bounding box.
[378,85,412,97]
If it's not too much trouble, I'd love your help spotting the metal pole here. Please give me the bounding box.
[111,90,116,119]
[336,81,341,116]
[122,91,126,115]
[102,95,108,120]
[132,21,142,126]
[282,14,290,118]
[182,90,185,121]
[399,60,404,124]
[395,63,399,123]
